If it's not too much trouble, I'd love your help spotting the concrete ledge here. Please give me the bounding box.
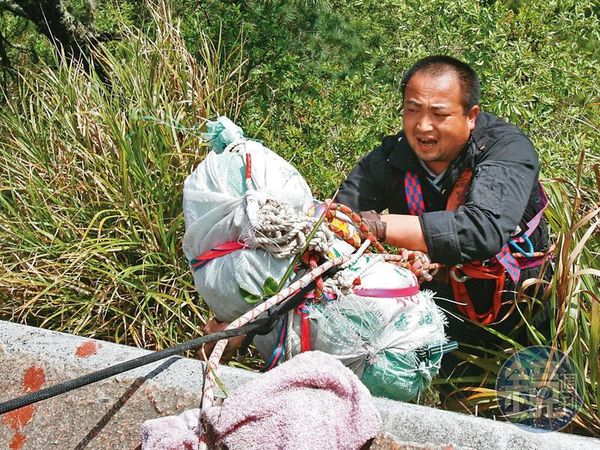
[1,321,598,449]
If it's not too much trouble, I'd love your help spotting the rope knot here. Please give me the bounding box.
[244,195,334,258]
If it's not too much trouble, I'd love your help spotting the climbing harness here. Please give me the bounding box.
[404,169,551,324]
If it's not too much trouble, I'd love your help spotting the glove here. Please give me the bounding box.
[360,210,387,241]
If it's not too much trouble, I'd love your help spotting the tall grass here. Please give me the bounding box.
[0,3,245,349]
[543,158,600,435]
[442,152,600,437]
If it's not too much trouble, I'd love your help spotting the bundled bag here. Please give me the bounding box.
[254,255,449,402]
[184,117,450,402]
[182,117,314,321]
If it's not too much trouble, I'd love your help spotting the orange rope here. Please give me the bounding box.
[325,203,386,253]
[324,202,441,280]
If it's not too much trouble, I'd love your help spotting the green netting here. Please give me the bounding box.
[301,292,449,402]
[339,307,381,343]
[204,116,245,153]
[214,155,246,197]
[361,347,443,402]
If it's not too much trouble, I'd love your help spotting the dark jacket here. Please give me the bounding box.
[335,112,549,267]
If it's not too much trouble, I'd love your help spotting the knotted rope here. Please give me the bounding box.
[200,255,351,411]
[323,239,377,294]
[325,202,440,282]
[245,197,335,258]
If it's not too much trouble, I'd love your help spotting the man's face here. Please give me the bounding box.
[402,70,479,174]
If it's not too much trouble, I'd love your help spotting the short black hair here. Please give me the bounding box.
[401,55,480,113]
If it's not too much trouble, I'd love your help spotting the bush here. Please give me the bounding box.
[186,0,599,194]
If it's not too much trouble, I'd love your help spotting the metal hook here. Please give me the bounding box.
[450,265,470,283]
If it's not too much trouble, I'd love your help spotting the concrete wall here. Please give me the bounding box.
[1,321,598,449]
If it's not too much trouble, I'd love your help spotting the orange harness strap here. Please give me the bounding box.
[446,169,505,325]
[450,262,506,325]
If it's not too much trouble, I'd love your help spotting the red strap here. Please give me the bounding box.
[297,303,311,352]
[354,285,419,298]
[404,172,426,215]
[445,168,473,210]
[190,241,246,270]
[450,263,505,325]
[245,153,252,182]
[445,169,505,323]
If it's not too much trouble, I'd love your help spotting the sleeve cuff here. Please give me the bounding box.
[420,210,462,265]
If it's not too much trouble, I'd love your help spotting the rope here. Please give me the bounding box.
[324,241,382,295]
[340,238,373,269]
[0,321,269,416]
[285,309,294,361]
[200,255,351,412]
[509,235,535,258]
[326,203,386,253]
[246,197,334,259]
[325,202,441,281]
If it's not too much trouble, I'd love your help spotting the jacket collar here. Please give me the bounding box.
[470,111,492,152]
[386,133,420,172]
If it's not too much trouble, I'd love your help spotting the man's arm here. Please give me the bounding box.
[380,214,428,252]
[368,135,539,265]
[420,135,539,265]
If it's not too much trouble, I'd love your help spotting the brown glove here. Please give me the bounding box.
[360,210,387,241]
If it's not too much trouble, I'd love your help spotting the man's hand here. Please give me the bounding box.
[195,318,246,362]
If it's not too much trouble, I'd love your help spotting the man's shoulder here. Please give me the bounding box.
[358,133,399,166]
[474,112,532,145]
[369,132,402,158]
[371,132,419,172]
[473,112,538,165]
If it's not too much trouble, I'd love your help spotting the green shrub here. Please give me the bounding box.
[186,0,599,194]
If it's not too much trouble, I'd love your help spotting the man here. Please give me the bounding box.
[335,55,551,348]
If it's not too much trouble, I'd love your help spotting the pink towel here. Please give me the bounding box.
[140,410,198,450]
[140,351,381,450]
[203,350,380,449]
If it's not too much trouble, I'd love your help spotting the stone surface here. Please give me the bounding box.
[1,321,599,449]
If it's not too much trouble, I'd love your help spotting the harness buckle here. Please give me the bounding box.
[450,264,470,283]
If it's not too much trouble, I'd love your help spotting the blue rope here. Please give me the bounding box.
[417,341,459,360]
[509,235,535,258]
[263,313,289,371]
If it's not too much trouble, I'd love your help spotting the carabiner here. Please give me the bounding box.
[450,264,470,283]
